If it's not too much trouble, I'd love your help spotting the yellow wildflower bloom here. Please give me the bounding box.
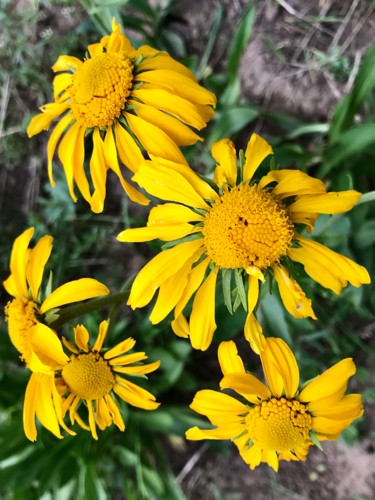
[23,320,160,441]
[186,338,363,472]
[27,19,216,213]
[117,134,370,352]
[3,227,109,373]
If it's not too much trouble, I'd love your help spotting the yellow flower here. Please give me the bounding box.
[27,19,216,213]
[186,338,363,472]
[3,227,110,373]
[23,320,161,441]
[117,134,370,352]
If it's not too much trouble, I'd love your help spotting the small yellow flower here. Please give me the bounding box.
[3,227,110,373]
[27,19,216,213]
[117,134,370,352]
[186,338,363,472]
[23,320,160,441]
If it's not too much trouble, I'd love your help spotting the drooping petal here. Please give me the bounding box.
[258,169,326,197]
[299,358,356,403]
[218,340,245,376]
[23,373,38,441]
[189,269,218,351]
[220,373,271,401]
[171,313,190,338]
[89,128,108,213]
[26,235,53,301]
[27,102,70,137]
[244,313,265,354]
[289,236,370,294]
[114,378,160,410]
[289,191,361,215]
[87,400,98,440]
[96,397,113,430]
[243,133,273,182]
[125,112,187,164]
[247,274,260,316]
[260,337,299,399]
[114,121,144,173]
[212,138,237,187]
[46,113,74,186]
[127,239,204,308]
[35,374,63,439]
[175,257,211,317]
[6,227,34,298]
[104,394,125,431]
[29,323,70,368]
[57,121,82,201]
[132,101,203,146]
[40,278,109,314]
[273,264,316,319]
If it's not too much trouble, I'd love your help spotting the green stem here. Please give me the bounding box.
[48,289,131,331]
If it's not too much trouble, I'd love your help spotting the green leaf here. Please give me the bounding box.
[329,42,375,142]
[208,106,259,145]
[222,269,233,314]
[355,220,375,249]
[319,123,375,176]
[227,3,256,80]
[196,4,224,79]
[234,269,247,311]
[309,431,324,451]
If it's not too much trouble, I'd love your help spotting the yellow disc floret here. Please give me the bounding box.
[5,298,38,361]
[62,352,116,400]
[203,184,294,269]
[246,397,312,451]
[69,53,134,129]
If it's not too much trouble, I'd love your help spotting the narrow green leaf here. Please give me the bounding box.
[309,431,324,451]
[227,4,256,80]
[234,269,247,311]
[232,288,243,312]
[222,268,233,314]
[196,4,224,79]
[356,191,375,205]
[208,106,259,145]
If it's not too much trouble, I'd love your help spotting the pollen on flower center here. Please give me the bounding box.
[246,397,312,451]
[62,352,116,400]
[202,184,294,269]
[5,298,38,360]
[69,53,134,129]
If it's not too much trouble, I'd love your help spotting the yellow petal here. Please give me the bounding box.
[105,394,125,431]
[131,88,207,130]
[52,55,82,72]
[258,169,326,197]
[247,274,260,315]
[171,313,190,338]
[239,442,263,469]
[299,358,356,403]
[212,139,237,187]
[135,69,216,106]
[260,337,299,399]
[53,73,73,101]
[40,278,109,314]
[273,264,316,319]
[114,121,144,173]
[104,337,136,360]
[289,236,370,294]
[243,133,273,182]
[245,266,265,283]
[218,340,245,375]
[132,159,211,210]
[29,323,70,368]
[46,113,74,187]
[220,373,271,400]
[289,211,319,234]
[189,269,218,351]
[148,203,204,225]
[117,224,197,243]
[57,121,82,202]
[175,257,211,317]
[35,374,63,439]
[74,324,89,352]
[114,378,160,410]
[114,360,160,375]
[90,128,108,213]
[132,101,203,146]
[26,235,53,301]
[289,191,362,214]
[125,112,187,164]
[96,397,113,430]
[308,394,363,420]
[71,124,91,203]
[23,373,38,441]
[137,48,198,81]
[186,425,243,440]
[6,227,34,298]
[190,389,248,422]
[128,239,204,309]
[244,313,265,354]
[93,320,109,352]
[87,400,98,440]
[311,416,356,436]
[149,249,203,324]
[27,102,70,137]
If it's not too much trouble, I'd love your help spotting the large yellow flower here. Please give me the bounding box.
[117,134,370,352]
[186,338,363,472]
[27,19,216,213]
[3,227,110,373]
[23,320,160,441]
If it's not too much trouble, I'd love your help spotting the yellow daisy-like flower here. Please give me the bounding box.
[117,133,370,352]
[24,320,160,441]
[186,338,363,472]
[3,227,110,373]
[27,19,216,213]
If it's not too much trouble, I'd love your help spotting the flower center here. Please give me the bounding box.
[5,298,38,361]
[202,184,294,269]
[62,352,116,400]
[246,397,312,451]
[69,52,134,129]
